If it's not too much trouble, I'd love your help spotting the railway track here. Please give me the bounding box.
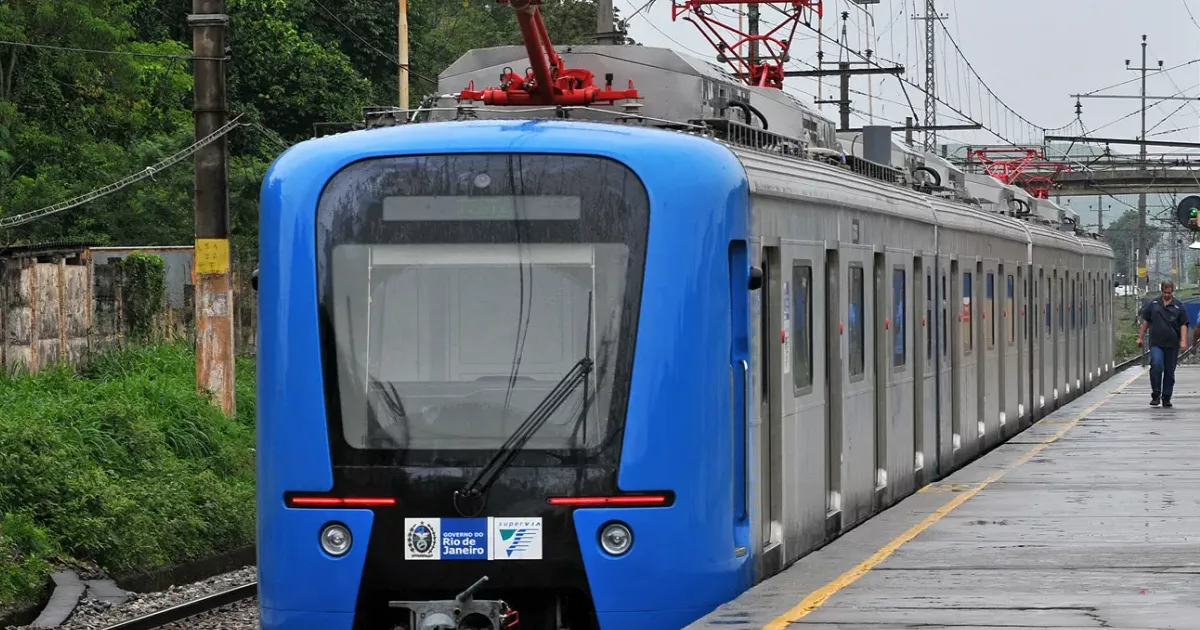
[98,584,256,630]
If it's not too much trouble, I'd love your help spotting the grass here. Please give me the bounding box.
[0,342,256,613]
[1115,294,1142,362]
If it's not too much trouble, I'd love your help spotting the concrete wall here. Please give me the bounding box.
[90,246,195,309]
[0,248,258,374]
[0,256,119,373]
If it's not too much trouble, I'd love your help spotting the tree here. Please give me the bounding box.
[1103,209,1164,284]
[0,0,610,249]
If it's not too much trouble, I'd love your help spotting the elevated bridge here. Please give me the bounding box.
[1052,165,1200,195]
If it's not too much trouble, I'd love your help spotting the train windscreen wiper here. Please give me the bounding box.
[453,355,593,510]
[454,292,594,515]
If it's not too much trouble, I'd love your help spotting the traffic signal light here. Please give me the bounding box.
[1177,196,1200,231]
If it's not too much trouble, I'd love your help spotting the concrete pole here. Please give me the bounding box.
[399,0,409,110]
[190,0,235,415]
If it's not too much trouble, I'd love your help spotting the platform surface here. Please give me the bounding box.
[688,364,1200,630]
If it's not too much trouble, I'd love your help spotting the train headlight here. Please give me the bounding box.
[320,523,352,557]
[600,522,633,556]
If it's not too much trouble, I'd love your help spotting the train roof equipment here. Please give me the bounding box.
[353,0,1107,248]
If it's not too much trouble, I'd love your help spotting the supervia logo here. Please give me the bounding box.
[490,517,542,560]
[500,527,535,557]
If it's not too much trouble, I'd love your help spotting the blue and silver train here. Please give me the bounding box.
[255,44,1116,630]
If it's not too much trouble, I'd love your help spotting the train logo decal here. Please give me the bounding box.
[492,518,543,560]
[499,528,533,557]
[439,518,489,560]
[405,518,440,560]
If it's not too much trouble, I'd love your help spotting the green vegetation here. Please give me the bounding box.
[120,252,168,341]
[0,0,615,252]
[0,343,256,613]
[0,0,614,613]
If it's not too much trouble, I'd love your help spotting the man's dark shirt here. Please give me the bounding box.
[1141,297,1191,349]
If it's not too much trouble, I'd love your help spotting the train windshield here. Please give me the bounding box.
[315,153,648,467]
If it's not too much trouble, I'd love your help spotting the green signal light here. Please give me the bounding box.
[1191,208,1198,217]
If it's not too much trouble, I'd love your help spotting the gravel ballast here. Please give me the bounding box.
[9,566,257,630]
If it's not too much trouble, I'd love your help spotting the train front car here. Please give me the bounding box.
[256,119,756,630]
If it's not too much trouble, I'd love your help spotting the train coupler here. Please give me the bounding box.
[390,575,519,629]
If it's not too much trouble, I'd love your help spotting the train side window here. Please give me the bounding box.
[849,264,865,377]
[1023,277,1029,341]
[1058,278,1064,335]
[1092,278,1097,325]
[963,272,973,353]
[1007,275,1015,345]
[941,273,948,358]
[1045,278,1051,334]
[792,263,813,389]
[1070,279,1076,331]
[926,271,933,362]
[893,267,906,368]
[986,273,995,349]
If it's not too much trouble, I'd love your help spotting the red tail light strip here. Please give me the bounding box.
[547,493,673,507]
[287,496,396,508]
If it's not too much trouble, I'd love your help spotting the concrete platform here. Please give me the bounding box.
[688,364,1200,630]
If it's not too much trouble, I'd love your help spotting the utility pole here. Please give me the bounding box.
[796,11,903,132]
[911,1,946,151]
[1129,34,1161,294]
[189,0,235,415]
[748,2,760,68]
[789,59,905,131]
[398,0,409,110]
[596,0,616,43]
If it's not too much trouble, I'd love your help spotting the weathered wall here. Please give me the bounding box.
[0,249,257,374]
[1,256,112,373]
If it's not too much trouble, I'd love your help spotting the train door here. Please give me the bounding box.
[950,259,963,456]
[758,244,783,568]
[1086,274,1092,379]
[1080,272,1089,391]
[783,243,826,555]
[914,257,929,486]
[1024,267,1034,426]
[1070,276,1080,398]
[842,247,873,529]
[988,265,998,441]
[971,262,983,455]
[728,239,753,562]
[824,248,843,538]
[937,261,953,476]
[1012,270,1022,431]
[1060,273,1070,403]
[1044,272,1053,411]
[872,253,890,508]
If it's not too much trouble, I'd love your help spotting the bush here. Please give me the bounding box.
[119,253,168,342]
[0,342,256,612]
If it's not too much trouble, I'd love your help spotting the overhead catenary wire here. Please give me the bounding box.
[0,39,224,60]
[0,114,247,230]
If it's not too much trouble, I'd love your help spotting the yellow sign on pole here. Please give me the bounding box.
[195,238,230,275]
[1138,267,1148,278]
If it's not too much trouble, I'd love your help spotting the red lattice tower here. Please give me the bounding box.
[671,1,824,89]
[968,148,1072,200]
[458,0,641,106]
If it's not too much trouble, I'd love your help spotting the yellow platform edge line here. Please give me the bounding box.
[760,368,1146,630]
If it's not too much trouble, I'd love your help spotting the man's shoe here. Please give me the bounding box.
[1151,395,1161,406]
[1164,398,1173,408]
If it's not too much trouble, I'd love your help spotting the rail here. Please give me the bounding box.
[99,583,256,630]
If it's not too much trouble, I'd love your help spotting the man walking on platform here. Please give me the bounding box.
[1138,280,1190,408]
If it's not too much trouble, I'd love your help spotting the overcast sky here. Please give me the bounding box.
[618,0,1200,230]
